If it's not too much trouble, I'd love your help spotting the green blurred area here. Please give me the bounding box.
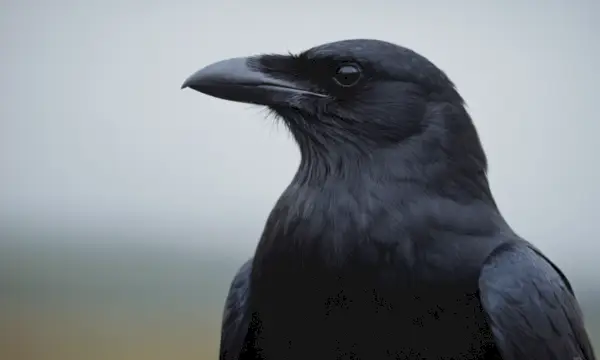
[0,237,598,360]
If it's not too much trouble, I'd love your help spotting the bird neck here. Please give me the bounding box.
[258,143,507,268]
[281,94,496,206]
[261,101,506,248]
[290,127,497,209]
[255,119,510,274]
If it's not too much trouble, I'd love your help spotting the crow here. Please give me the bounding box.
[182,39,596,360]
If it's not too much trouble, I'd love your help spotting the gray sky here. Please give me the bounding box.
[1,1,598,277]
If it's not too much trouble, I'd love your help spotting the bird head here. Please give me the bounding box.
[183,39,489,197]
[184,39,466,143]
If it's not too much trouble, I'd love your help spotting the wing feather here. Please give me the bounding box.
[219,259,255,360]
[478,243,595,360]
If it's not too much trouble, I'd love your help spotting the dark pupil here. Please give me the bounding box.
[334,65,360,86]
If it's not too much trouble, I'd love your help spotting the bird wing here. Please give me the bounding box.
[478,242,595,360]
[219,258,255,360]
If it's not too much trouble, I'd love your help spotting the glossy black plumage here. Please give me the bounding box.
[183,39,596,360]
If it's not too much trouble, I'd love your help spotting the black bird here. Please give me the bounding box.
[182,39,596,360]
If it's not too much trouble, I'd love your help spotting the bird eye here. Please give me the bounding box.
[333,63,362,87]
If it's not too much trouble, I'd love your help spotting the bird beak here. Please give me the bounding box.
[181,56,326,106]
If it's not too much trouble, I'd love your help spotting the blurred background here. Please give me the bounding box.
[1,0,599,359]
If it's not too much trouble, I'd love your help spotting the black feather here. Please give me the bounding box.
[204,39,596,360]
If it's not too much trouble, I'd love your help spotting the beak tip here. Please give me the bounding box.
[181,70,208,91]
[180,78,192,90]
